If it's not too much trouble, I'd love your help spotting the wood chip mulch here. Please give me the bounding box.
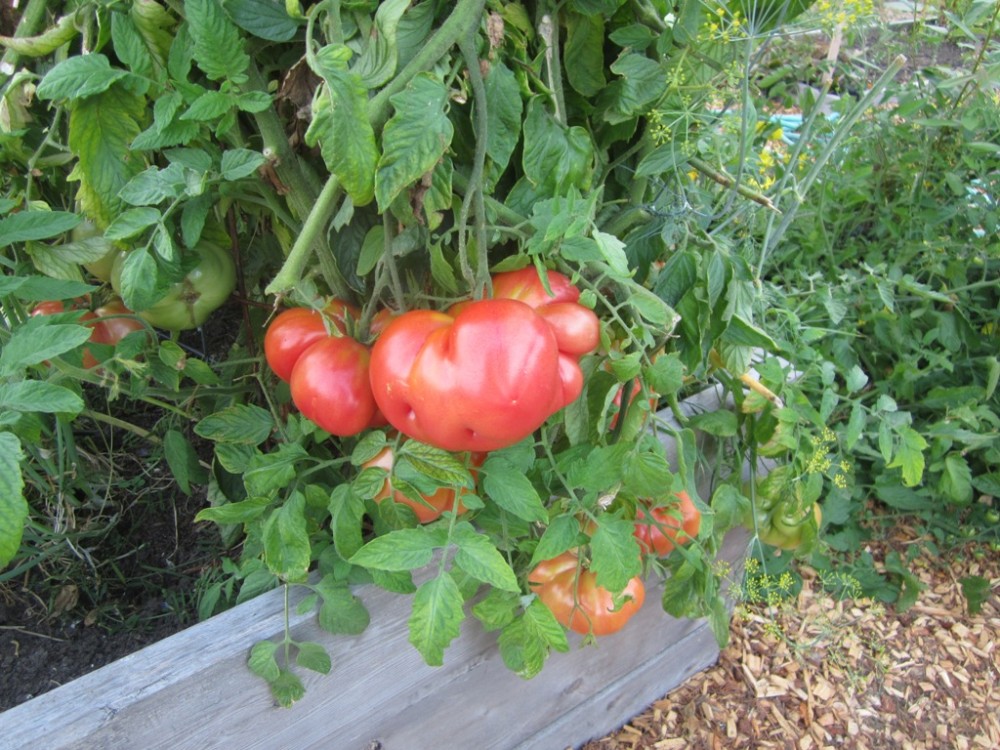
[581,540,1000,750]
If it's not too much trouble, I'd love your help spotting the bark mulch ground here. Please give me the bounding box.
[582,537,999,750]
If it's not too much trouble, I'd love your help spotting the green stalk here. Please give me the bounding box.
[0,0,50,89]
[265,0,487,297]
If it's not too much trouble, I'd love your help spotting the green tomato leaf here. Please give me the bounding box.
[452,524,520,592]
[0,211,80,249]
[112,10,157,82]
[521,97,594,195]
[195,404,274,444]
[105,207,161,241]
[588,514,643,593]
[195,495,273,524]
[220,148,267,181]
[294,641,332,675]
[0,433,27,568]
[482,457,548,523]
[305,46,378,206]
[959,576,990,616]
[408,572,465,666]
[0,381,85,415]
[939,452,973,505]
[497,599,570,679]
[375,73,454,211]
[352,0,409,88]
[68,86,146,227]
[0,322,93,375]
[224,0,302,41]
[349,527,447,571]
[315,576,371,635]
[270,669,306,708]
[887,426,928,487]
[244,443,309,497]
[262,491,311,581]
[36,54,128,100]
[482,61,522,181]
[529,513,584,568]
[163,429,209,495]
[329,484,366,560]
[247,639,280,681]
[564,12,606,96]
[185,0,249,82]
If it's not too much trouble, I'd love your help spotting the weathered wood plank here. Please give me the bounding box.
[0,388,754,750]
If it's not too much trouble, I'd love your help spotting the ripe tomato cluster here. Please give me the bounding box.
[31,297,146,368]
[264,267,600,450]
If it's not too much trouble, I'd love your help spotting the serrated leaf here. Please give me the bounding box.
[68,86,146,227]
[939,453,973,505]
[588,515,642,592]
[352,0,409,88]
[36,54,128,100]
[521,97,593,195]
[0,211,81,249]
[306,47,377,206]
[244,443,309,496]
[688,409,739,437]
[106,207,161,240]
[181,90,235,121]
[0,433,27,567]
[564,12,606,96]
[118,248,162,312]
[224,0,302,41]
[0,381,84,415]
[349,527,446,571]
[186,0,249,81]
[0,323,93,375]
[482,457,548,523]
[408,572,464,666]
[315,578,370,635]
[247,639,280,681]
[262,492,311,581]
[624,449,673,498]
[195,495,273,524]
[112,10,156,82]
[529,514,583,568]
[163,429,208,495]
[972,472,1000,498]
[375,73,453,211]
[195,404,274,444]
[220,148,266,180]
[295,641,332,675]
[270,669,306,708]
[482,62,522,180]
[180,194,212,248]
[887,426,928,487]
[452,525,520,592]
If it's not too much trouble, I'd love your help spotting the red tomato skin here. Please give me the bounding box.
[90,300,145,347]
[535,302,600,356]
[369,300,562,452]
[634,491,702,556]
[289,336,377,437]
[529,551,645,636]
[491,267,581,307]
[264,302,359,382]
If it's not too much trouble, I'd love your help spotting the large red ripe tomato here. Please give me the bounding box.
[364,445,483,524]
[633,491,701,556]
[368,299,564,452]
[264,300,358,382]
[528,550,645,636]
[491,267,600,353]
[289,335,379,437]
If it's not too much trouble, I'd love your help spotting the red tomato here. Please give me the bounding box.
[365,445,483,523]
[528,550,645,636]
[31,298,142,368]
[289,335,379,437]
[633,491,701,556]
[368,300,563,452]
[90,299,146,347]
[491,267,600,356]
[264,300,358,382]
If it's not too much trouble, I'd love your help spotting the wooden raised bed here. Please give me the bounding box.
[0,387,755,750]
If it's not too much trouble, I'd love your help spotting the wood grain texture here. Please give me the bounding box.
[0,388,753,750]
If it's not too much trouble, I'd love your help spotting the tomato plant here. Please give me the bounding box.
[634,491,701,557]
[528,550,645,636]
[31,297,143,368]
[111,241,236,330]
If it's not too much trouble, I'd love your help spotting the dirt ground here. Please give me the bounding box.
[581,538,1000,750]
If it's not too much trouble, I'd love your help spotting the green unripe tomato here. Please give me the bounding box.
[111,241,236,330]
[74,219,118,282]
